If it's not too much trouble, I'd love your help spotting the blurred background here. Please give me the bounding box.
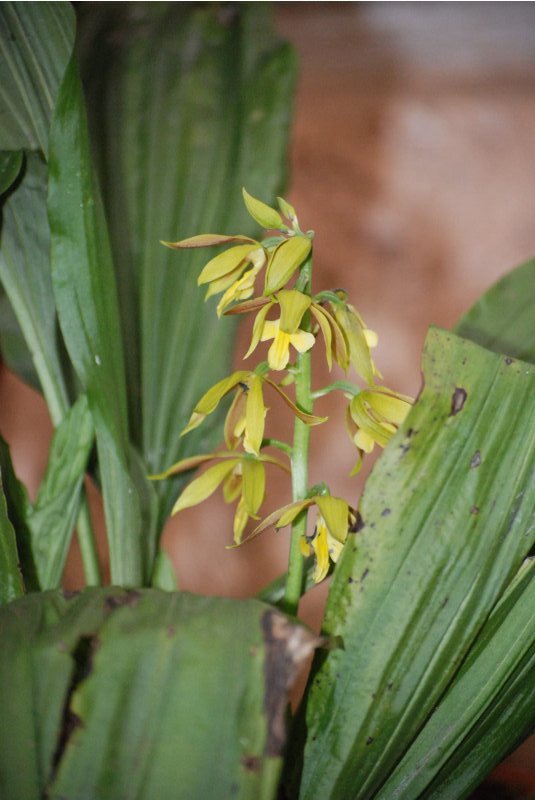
[1,0,534,786]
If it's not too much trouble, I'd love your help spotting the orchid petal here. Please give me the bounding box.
[268,328,292,371]
[277,289,311,334]
[224,390,247,450]
[224,296,272,316]
[244,302,275,359]
[247,499,312,540]
[233,496,249,544]
[244,375,265,456]
[311,523,330,583]
[162,233,258,249]
[310,305,333,370]
[172,460,238,514]
[198,244,258,285]
[241,458,265,517]
[204,263,245,299]
[264,235,312,295]
[265,379,327,425]
[181,371,249,436]
[366,388,413,424]
[289,329,315,355]
[316,496,350,545]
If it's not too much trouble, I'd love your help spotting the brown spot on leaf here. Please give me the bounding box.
[62,589,80,600]
[241,754,262,772]
[504,357,514,365]
[470,506,480,515]
[366,737,375,746]
[104,590,141,612]
[381,508,391,517]
[261,611,323,757]
[166,625,176,638]
[470,451,482,468]
[361,568,369,582]
[450,387,467,415]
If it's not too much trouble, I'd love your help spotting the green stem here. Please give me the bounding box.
[282,255,313,616]
[261,438,293,457]
[311,380,361,400]
[76,494,101,585]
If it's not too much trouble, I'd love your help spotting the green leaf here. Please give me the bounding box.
[455,258,535,363]
[0,587,124,800]
[0,2,75,155]
[77,3,296,527]
[0,149,22,194]
[0,436,39,591]
[0,291,39,391]
[151,549,178,591]
[287,327,535,800]
[0,152,69,422]
[48,55,150,586]
[375,557,535,799]
[0,465,24,604]
[0,588,319,800]
[27,394,94,589]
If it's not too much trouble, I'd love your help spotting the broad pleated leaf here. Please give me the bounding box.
[0,588,319,800]
[27,394,94,589]
[0,153,69,421]
[455,258,535,362]
[376,557,535,799]
[48,56,150,585]
[77,3,296,526]
[368,259,535,799]
[0,466,24,604]
[287,327,535,800]
[0,587,128,800]
[0,2,75,155]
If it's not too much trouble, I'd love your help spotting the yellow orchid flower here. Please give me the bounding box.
[215,248,266,316]
[346,386,413,473]
[330,293,381,384]
[181,368,326,457]
[161,232,267,309]
[235,290,348,373]
[150,450,289,545]
[249,494,355,583]
[243,289,315,371]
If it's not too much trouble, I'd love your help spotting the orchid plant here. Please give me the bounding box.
[153,190,412,612]
[1,5,534,800]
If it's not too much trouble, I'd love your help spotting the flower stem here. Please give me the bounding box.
[282,255,313,616]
